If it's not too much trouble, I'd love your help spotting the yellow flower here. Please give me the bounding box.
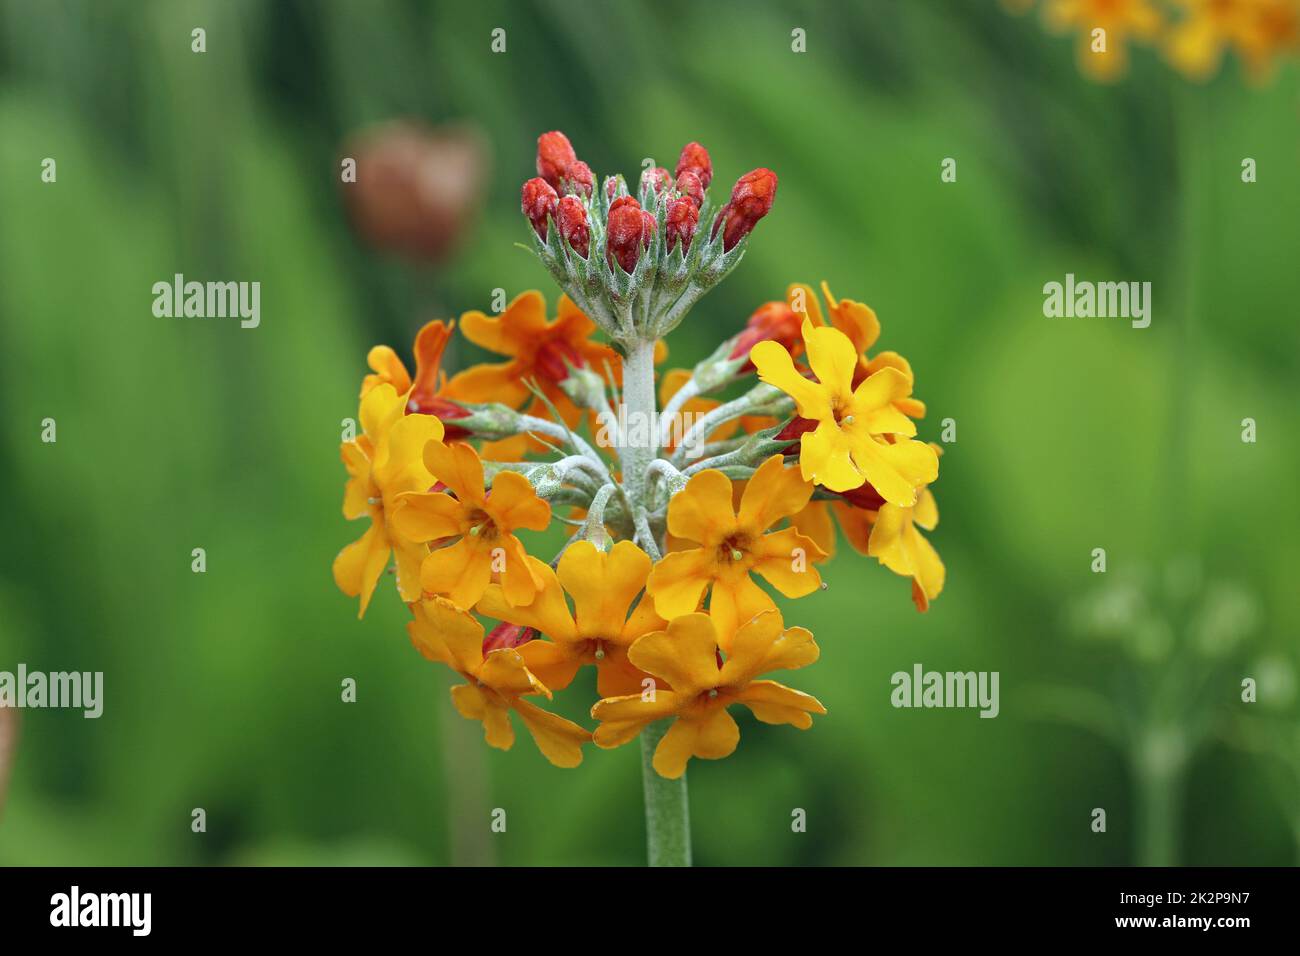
[1043,0,1163,82]
[409,596,589,767]
[333,384,444,617]
[477,540,668,698]
[646,455,825,649]
[1166,0,1300,80]
[751,320,938,500]
[868,486,946,613]
[393,441,550,609]
[591,609,826,779]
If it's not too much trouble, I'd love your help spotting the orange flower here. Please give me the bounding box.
[360,319,471,436]
[393,441,549,608]
[446,291,619,456]
[410,596,589,767]
[1042,0,1163,82]
[477,540,667,698]
[333,384,443,617]
[646,455,825,649]
[591,609,825,779]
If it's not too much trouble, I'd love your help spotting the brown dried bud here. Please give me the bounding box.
[664,195,699,254]
[675,141,713,190]
[521,177,558,239]
[556,195,590,258]
[675,169,705,208]
[536,131,577,188]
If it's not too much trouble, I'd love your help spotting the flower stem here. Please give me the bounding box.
[640,720,691,866]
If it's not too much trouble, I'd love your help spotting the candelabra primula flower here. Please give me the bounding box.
[869,483,946,613]
[1165,0,1300,80]
[393,440,549,609]
[333,384,444,617]
[477,540,667,698]
[591,609,826,779]
[646,455,825,648]
[1042,0,1164,81]
[410,596,589,767]
[360,318,472,433]
[752,320,938,501]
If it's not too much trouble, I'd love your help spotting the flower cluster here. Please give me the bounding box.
[1009,0,1300,82]
[333,131,944,772]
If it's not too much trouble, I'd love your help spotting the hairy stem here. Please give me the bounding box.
[640,720,691,866]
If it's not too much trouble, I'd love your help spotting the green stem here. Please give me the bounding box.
[641,720,692,866]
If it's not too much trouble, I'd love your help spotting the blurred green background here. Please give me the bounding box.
[1,0,1297,866]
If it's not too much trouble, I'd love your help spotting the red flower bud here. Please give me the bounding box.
[641,165,674,196]
[776,415,819,442]
[675,169,705,208]
[675,141,713,190]
[729,301,801,364]
[520,177,558,239]
[664,195,699,254]
[561,160,594,198]
[536,131,577,188]
[483,621,536,652]
[606,197,651,273]
[714,168,777,250]
[604,176,622,201]
[556,195,590,258]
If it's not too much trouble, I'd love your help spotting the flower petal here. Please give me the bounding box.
[477,556,578,642]
[626,613,721,695]
[485,471,551,532]
[332,521,390,618]
[721,609,819,686]
[799,421,865,492]
[511,698,590,768]
[737,454,814,532]
[748,527,824,599]
[646,548,714,621]
[559,540,651,642]
[751,340,830,421]
[410,596,485,675]
[849,437,938,507]
[421,535,493,609]
[517,639,584,691]
[452,683,515,750]
[733,679,826,728]
[590,692,683,749]
[666,469,737,545]
[392,491,465,542]
[422,441,487,508]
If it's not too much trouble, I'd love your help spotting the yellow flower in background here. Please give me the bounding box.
[1043,0,1164,81]
[1166,0,1300,80]
[477,540,668,697]
[333,384,444,617]
[393,441,549,608]
[646,455,825,649]
[752,320,938,500]
[591,610,826,779]
[869,485,946,613]
[409,596,590,767]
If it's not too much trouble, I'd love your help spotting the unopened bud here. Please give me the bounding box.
[556,195,590,258]
[713,168,778,251]
[536,131,577,188]
[664,195,699,254]
[561,160,594,198]
[641,165,674,196]
[729,301,801,365]
[521,177,558,239]
[675,168,705,209]
[675,141,713,190]
[607,196,653,273]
